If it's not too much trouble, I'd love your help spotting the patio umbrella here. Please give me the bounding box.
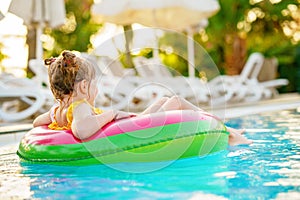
[0,11,4,21]
[8,0,66,61]
[91,0,220,77]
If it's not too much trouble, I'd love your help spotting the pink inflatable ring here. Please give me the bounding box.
[17,110,229,165]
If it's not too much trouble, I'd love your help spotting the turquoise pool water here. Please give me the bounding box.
[1,109,300,199]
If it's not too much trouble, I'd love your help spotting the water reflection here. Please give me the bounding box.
[225,109,300,199]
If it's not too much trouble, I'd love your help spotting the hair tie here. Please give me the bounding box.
[45,57,56,65]
[63,59,72,67]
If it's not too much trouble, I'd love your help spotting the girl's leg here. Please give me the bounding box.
[158,96,203,112]
[140,97,169,115]
[141,96,202,114]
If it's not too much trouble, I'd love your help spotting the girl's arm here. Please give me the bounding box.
[114,110,136,120]
[71,103,117,140]
[33,111,51,127]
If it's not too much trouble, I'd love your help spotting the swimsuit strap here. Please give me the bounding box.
[66,99,104,124]
[48,99,104,130]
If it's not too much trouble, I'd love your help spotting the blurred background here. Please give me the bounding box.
[0,0,299,93]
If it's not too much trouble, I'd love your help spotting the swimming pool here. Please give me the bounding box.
[1,108,300,199]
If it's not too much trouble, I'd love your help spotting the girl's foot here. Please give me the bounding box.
[228,131,253,146]
[227,127,246,135]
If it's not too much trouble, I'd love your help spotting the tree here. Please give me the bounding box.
[45,0,101,57]
[199,0,299,75]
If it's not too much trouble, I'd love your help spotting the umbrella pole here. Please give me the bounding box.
[36,25,43,61]
[153,29,160,60]
[187,28,195,78]
[28,24,45,87]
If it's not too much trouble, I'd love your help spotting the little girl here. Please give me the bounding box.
[33,50,252,146]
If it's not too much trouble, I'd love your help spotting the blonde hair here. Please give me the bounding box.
[45,50,100,102]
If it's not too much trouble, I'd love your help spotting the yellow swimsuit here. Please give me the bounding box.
[48,100,103,130]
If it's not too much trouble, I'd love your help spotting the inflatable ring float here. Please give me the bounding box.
[17,110,229,165]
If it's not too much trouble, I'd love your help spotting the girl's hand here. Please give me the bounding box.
[114,111,134,120]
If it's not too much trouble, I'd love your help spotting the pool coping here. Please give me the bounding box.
[206,93,300,119]
[0,123,33,134]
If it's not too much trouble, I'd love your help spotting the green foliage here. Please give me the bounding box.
[0,43,7,72]
[158,32,189,76]
[0,43,6,61]
[211,0,250,33]
[204,0,299,57]
[161,53,188,76]
[133,48,153,59]
[45,0,101,57]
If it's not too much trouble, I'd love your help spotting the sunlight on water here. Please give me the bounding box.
[1,108,300,199]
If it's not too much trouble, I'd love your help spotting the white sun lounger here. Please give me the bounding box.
[0,79,46,122]
[208,52,289,105]
[97,75,166,111]
[133,56,210,104]
[0,59,54,122]
[94,56,167,111]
